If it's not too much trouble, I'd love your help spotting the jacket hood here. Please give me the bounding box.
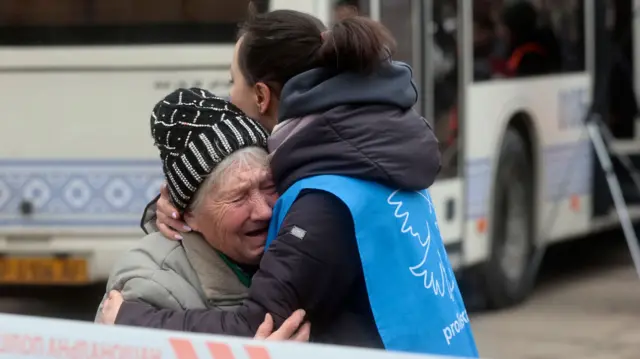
[278,61,418,122]
[269,62,441,192]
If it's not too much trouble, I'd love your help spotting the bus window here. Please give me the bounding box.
[331,0,370,23]
[433,0,459,178]
[603,0,638,139]
[472,0,585,80]
[380,0,414,66]
[330,0,370,25]
[0,0,269,46]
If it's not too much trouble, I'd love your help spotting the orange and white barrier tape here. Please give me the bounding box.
[0,313,469,359]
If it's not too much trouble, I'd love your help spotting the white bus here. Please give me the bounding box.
[367,0,640,309]
[0,0,637,309]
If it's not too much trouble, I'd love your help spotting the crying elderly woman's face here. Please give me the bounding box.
[184,148,278,265]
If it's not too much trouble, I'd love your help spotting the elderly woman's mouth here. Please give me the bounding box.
[245,228,269,238]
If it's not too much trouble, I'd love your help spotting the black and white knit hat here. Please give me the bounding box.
[150,88,269,212]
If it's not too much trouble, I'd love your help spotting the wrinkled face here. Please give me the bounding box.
[230,36,279,132]
[187,161,278,265]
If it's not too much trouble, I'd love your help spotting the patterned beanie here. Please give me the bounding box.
[150,88,269,212]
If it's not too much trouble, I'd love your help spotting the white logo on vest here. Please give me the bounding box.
[387,190,457,301]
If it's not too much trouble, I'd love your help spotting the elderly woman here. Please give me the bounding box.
[95,88,309,341]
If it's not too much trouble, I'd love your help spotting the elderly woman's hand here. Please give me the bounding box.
[255,310,311,342]
[100,289,310,342]
[157,183,191,240]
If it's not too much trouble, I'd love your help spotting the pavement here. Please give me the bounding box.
[471,231,640,359]
[472,265,640,359]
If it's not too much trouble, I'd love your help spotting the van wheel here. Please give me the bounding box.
[483,127,536,309]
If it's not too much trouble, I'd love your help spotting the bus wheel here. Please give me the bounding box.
[484,127,535,309]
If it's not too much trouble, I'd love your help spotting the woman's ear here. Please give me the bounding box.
[254,82,272,115]
[254,82,279,131]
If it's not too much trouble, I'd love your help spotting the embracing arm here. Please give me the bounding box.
[96,277,183,322]
[116,191,361,335]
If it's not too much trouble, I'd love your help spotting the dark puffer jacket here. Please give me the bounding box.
[117,62,441,348]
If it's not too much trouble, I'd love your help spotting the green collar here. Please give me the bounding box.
[215,251,252,288]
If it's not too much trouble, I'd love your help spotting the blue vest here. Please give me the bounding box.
[266,175,479,357]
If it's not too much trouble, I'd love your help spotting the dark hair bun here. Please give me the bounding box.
[317,16,396,73]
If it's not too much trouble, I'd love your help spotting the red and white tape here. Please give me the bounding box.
[0,313,470,359]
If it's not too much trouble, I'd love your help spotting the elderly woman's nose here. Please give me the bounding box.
[250,193,273,220]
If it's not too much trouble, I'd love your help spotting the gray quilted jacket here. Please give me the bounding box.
[95,231,248,322]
